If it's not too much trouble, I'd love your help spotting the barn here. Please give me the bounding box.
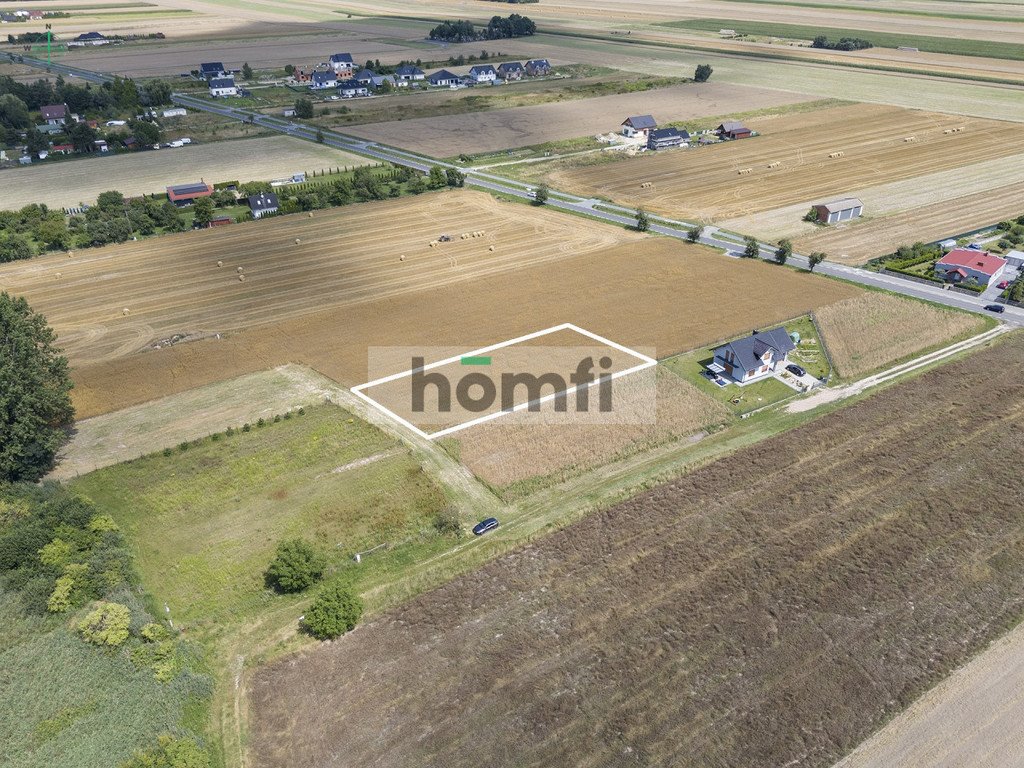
[716,121,752,140]
[167,182,214,207]
[813,197,864,225]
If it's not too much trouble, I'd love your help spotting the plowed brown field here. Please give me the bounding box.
[249,333,1024,768]
[548,103,1024,223]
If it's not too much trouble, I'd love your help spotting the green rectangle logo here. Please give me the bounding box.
[460,356,492,366]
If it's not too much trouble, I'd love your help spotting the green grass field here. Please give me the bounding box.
[663,18,1024,61]
[712,0,1021,23]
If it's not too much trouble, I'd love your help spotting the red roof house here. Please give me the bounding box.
[166,181,215,206]
[935,248,1007,286]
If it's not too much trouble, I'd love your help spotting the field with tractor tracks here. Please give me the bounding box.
[249,332,1024,768]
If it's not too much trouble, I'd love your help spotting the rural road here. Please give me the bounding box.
[9,52,1024,329]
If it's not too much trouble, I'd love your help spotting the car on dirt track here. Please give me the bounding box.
[984,304,1005,313]
[472,517,499,536]
[785,364,806,377]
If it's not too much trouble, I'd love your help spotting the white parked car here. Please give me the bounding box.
[179,137,192,144]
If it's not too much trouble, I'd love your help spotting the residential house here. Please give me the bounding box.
[525,59,551,76]
[337,80,369,98]
[812,198,864,225]
[716,121,752,140]
[292,69,313,83]
[329,53,354,75]
[40,104,67,125]
[36,123,63,135]
[208,77,238,97]
[934,248,1007,286]
[50,144,74,155]
[710,328,796,384]
[310,70,337,90]
[394,64,425,82]
[497,61,524,81]
[166,181,214,207]
[428,69,460,87]
[467,64,498,84]
[353,68,376,86]
[162,107,187,118]
[95,139,109,153]
[1003,250,1024,269]
[68,31,109,46]
[621,114,657,138]
[647,127,689,150]
[248,192,279,219]
[199,62,227,80]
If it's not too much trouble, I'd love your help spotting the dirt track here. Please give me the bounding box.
[248,332,1024,768]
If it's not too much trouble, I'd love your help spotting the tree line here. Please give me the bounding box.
[429,14,536,42]
[811,35,873,51]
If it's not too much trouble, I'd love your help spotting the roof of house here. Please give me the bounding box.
[622,115,657,129]
[428,69,459,82]
[40,104,67,120]
[497,61,524,71]
[311,71,336,83]
[200,62,224,72]
[51,144,74,151]
[338,79,367,89]
[714,327,796,374]
[718,121,749,132]
[330,53,354,64]
[1004,249,1024,261]
[166,182,214,201]
[649,127,689,140]
[248,192,279,211]
[208,77,235,89]
[525,58,550,67]
[937,248,1007,276]
[816,197,864,213]
[75,32,106,41]
[394,65,424,76]
[469,64,497,76]
[353,68,376,80]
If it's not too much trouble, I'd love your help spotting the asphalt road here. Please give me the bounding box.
[10,52,1023,327]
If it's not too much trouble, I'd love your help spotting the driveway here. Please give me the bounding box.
[776,368,820,392]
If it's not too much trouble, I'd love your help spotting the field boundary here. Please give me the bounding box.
[351,322,657,440]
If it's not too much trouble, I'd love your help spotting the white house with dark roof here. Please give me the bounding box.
[310,70,338,90]
[647,127,689,150]
[329,53,354,75]
[394,64,425,81]
[40,104,67,125]
[352,68,376,85]
[621,114,657,138]
[208,77,238,97]
[199,62,227,80]
[68,31,109,47]
[338,80,369,98]
[468,65,498,84]
[248,192,279,219]
[428,69,460,87]
[709,328,796,383]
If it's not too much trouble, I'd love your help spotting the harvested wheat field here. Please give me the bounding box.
[547,103,1024,224]
[446,365,729,490]
[815,293,988,378]
[0,195,861,417]
[249,333,1024,768]
[344,83,812,157]
[1,136,369,210]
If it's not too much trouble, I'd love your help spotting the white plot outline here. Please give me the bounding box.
[350,322,657,440]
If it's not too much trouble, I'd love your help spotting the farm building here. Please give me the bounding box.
[497,61,525,81]
[199,62,227,80]
[647,127,689,150]
[310,70,338,90]
[162,107,187,118]
[167,182,214,207]
[338,80,370,98]
[248,192,279,219]
[209,216,233,228]
[329,53,354,75]
[716,121,752,140]
[394,65,425,82]
[525,59,551,76]
[934,249,1007,286]
[68,31,109,47]
[813,197,864,225]
[428,69,460,87]
[621,115,657,138]
[1003,250,1024,269]
[468,65,498,84]
[208,77,238,98]
[40,104,67,125]
[709,327,795,384]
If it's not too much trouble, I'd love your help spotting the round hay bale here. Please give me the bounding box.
[488,245,495,252]
[308,212,314,218]
[239,274,246,282]
[294,238,301,245]
[55,272,62,279]
[67,251,74,258]
[399,254,406,261]
[122,308,130,316]
[217,260,224,267]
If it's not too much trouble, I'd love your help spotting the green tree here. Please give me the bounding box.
[0,233,35,263]
[304,579,363,639]
[445,168,466,187]
[803,206,821,223]
[294,97,313,119]
[0,293,74,481]
[143,79,173,106]
[96,190,126,212]
[428,165,447,189]
[242,62,254,80]
[635,208,649,232]
[265,538,326,593]
[775,238,792,265]
[742,235,761,259]
[25,127,49,156]
[109,76,140,111]
[128,119,161,146]
[0,93,31,130]
[121,734,211,768]
[686,224,703,243]
[284,64,295,76]
[191,197,214,228]
[533,183,549,205]
[807,251,827,272]
[67,121,97,152]
[694,64,713,83]
[35,215,71,251]
[77,601,131,647]
[315,128,325,144]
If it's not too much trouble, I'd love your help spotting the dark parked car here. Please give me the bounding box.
[785,363,806,377]
[472,517,500,536]
[984,304,1005,313]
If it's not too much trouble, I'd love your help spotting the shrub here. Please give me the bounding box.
[433,505,463,538]
[242,423,251,433]
[122,734,210,768]
[635,208,649,232]
[264,538,326,593]
[742,236,760,259]
[694,64,713,82]
[686,225,703,243]
[304,579,363,639]
[77,601,131,647]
